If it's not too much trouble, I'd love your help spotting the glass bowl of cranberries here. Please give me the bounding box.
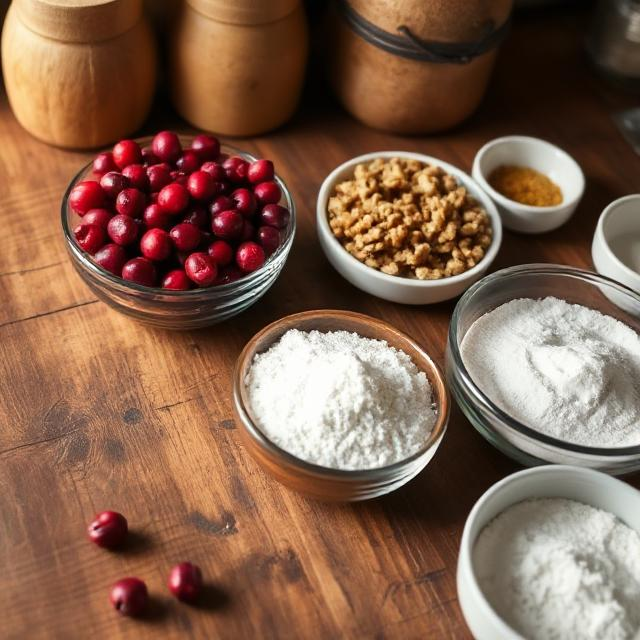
[62,132,295,329]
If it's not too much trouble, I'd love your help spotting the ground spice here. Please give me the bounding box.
[488,165,563,207]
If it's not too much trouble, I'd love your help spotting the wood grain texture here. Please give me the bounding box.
[1,8,640,639]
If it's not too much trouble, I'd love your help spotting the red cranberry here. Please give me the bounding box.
[191,134,220,161]
[247,159,274,184]
[74,223,106,254]
[254,181,281,205]
[110,578,148,617]
[143,203,171,229]
[187,170,216,201]
[122,257,156,286]
[162,269,191,290]
[236,241,265,273]
[170,170,188,187]
[116,188,146,217]
[170,223,201,252]
[209,195,234,217]
[200,161,226,181]
[87,510,128,548]
[231,188,256,217]
[100,171,130,199]
[152,130,182,163]
[147,163,172,192]
[185,252,217,287]
[94,244,127,275]
[241,219,254,241]
[260,204,290,229]
[211,209,244,240]
[108,214,139,246]
[207,240,233,266]
[215,265,243,284]
[112,139,142,169]
[69,180,106,215]
[182,205,209,229]
[83,208,112,228]
[176,150,200,174]
[140,228,172,261]
[141,146,160,166]
[93,152,117,176]
[122,164,149,191]
[223,156,249,183]
[257,225,281,255]
[158,183,189,214]
[168,562,203,603]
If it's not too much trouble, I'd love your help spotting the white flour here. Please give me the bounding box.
[245,329,437,470]
[460,297,640,447]
[474,498,640,640]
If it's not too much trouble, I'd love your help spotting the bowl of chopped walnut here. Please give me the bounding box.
[317,152,502,304]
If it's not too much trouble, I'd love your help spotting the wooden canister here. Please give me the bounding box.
[169,0,308,136]
[327,0,513,134]
[1,0,157,149]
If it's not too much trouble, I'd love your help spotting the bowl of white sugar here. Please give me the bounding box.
[446,263,640,474]
[233,310,449,501]
[457,465,640,640]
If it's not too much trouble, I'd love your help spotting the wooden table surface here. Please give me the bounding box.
[2,8,640,640]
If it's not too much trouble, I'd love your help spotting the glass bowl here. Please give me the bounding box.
[233,310,450,501]
[446,264,640,475]
[61,137,296,330]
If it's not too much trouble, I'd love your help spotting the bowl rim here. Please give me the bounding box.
[61,136,296,296]
[472,134,586,213]
[233,309,450,478]
[316,150,503,290]
[448,262,640,456]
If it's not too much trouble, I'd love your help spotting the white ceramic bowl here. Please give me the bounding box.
[316,151,503,305]
[457,465,640,640]
[472,136,585,234]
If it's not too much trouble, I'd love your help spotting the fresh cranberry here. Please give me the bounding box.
[200,161,226,182]
[158,183,189,214]
[215,265,243,284]
[260,204,290,229]
[257,225,281,255]
[236,241,265,273]
[152,130,182,163]
[241,219,254,241]
[87,510,128,548]
[110,578,148,617]
[209,195,234,217]
[122,164,149,191]
[211,209,244,240]
[231,188,256,217]
[223,156,249,183]
[168,562,203,603]
[69,180,106,215]
[191,134,220,161]
[143,203,171,229]
[83,208,112,228]
[147,163,172,192]
[112,139,142,169]
[140,228,172,261]
[100,172,130,199]
[182,205,209,229]
[74,223,106,254]
[254,181,281,205]
[116,188,145,217]
[247,159,274,184]
[94,244,127,275]
[93,152,117,176]
[187,170,216,201]
[122,257,156,286]
[108,214,139,246]
[141,147,160,166]
[170,223,201,252]
[185,252,217,287]
[170,170,188,187]
[176,150,200,174]
[162,269,191,290]
[207,240,233,266]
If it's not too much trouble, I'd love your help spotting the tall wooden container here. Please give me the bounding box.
[327,0,513,134]
[169,0,308,137]
[1,0,157,149]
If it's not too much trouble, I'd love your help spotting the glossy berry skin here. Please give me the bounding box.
[83,208,112,228]
[200,161,226,182]
[182,206,208,229]
[122,257,156,286]
[170,170,188,187]
[141,147,160,166]
[260,204,290,229]
[222,156,248,183]
[112,140,142,169]
[185,252,218,287]
[191,134,220,161]
[247,159,274,184]
[93,152,117,176]
[158,183,189,214]
[257,225,281,255]
[115,188,145,217]
[74,223,106,254]
[176,150,200,174]
[110,578,148,617]
[146,163,172,192]
[152,130,182,163]
[170,223,201,252]
[162,269,192,290]
[236,241,265,273]
[87,511,128,548]
[140,228,172,261]
[107,214,139,246]
[231,188,256,217]
[209,195,234,218]
[143,203,171,229]
[94,244,127,275]
[69,181,106,215]
[122,164,149,191]
[254,181,281,205]
[168,562,203,603]
[207,240,233,266]
[100,172,130,200]
[211,209,244,240]
[187,170,216,201]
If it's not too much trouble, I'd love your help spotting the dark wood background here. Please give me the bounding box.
[2,6,640,639]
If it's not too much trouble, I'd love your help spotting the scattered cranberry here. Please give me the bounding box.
[122,257,156,286]
[115,188,146,217]
[143,203,171,229]
[110,578,148,617]
[200,161,226,181]
[191,134,220,161]
[168,562,203,603]
[241,219,254,241]
[187,170,216,201]
[147,163,172,192]
[223,156,249,183]
[74,223,106,254]
[140,228,172,261]
[260,203,290,229]
[69,180,106,215]
[236,241,265,273]
[231,188,256,217]
[207,240,233,266]
[176,150,200,174]
[257,226,281,255]
[122,164,149,191]
[112,139,142,169]
[182,205,208,229]
[152,130,182,163]
[83,208,112,228]
[212,209,244,240]
[87,510,128,548]
[170,223,201,252]
[209,195,234,217]
[158,183,189,214]
[247,159,274,184]
[108,214,138,246]
[254,181,281,205]
[100,172,129,199]
[162,269,192,290]
[185,252,217,286]
[93,152,117,176]
[94,244,127,275]
[141,147,160,166]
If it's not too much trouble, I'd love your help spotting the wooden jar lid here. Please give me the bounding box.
[186,0,299,25]
[14,0,143,43]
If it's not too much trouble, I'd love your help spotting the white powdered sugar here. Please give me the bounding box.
[474,498,640,640]
[245,329,437,470]
[460,297,640,447]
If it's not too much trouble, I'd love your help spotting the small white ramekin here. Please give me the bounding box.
[457,465,640,640]
[472,136,585,234]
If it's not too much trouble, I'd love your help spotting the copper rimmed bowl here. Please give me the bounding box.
[233,310,449,501]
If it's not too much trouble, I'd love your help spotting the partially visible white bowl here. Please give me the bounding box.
[457,465,640,640]
[472,136,585,234]
[316,151,503,305]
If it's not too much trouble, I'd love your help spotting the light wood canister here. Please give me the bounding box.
[328,0,513,134]
[170,0,308,136]
[1,0,157,149]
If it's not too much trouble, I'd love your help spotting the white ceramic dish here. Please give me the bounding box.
[457,465,640,640]
[472,135,585,234]
[316,151,503,305]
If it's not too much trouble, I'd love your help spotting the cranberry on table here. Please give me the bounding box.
[110,578,148,617]
[87,510,128,548]
[146,163,172,192]
[209,195,234,217]
[236,241,265,273]
[187,170,216,201]
[122,164,149,191]
[83,208,112,228]
[207,239,233,266]
[260,203,290,229]
[247,159,274,184]
[140,228,172,261]
[152,130,182,163]
[222,156,249,183]
[93,152,117,176]
[94,244,127,275]
[122,257,156,286]
[191,134,220,161]
[168,562,203,603]
[170,223,201,252]
[74,223,106,255]
[212,209,244,240]
[115,187,146,218]
[112,139,142,169]
[107,214,139,246]
[176,150,200,174]
[231,188,256,217]
[257,225,281,255]
[158,183,189,214]
[254,181,281,205]
[143,203,171,229]
[69,180,106,215]
[162,269,191,290]
[182,205,208,229]
[185,252,218,287]
[100,171,129,199]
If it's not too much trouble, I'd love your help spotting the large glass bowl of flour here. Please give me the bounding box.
[446,264,640,475]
